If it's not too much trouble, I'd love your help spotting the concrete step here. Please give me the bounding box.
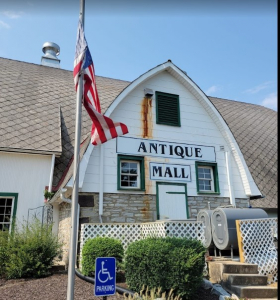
[51,262,67,274]
[223,273,268,287]
[222,262,259,274]
[208,261,259,283]
[229,285,278,299]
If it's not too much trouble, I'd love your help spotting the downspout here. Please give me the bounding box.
[61,189,80,267]
[48,154,56,192]
[48,154,58,235]
[99,144,104,223]
[225,150,236,207]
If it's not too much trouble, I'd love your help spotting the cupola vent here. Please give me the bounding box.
[41,42,60,68]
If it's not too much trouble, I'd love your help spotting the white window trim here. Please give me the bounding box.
[120,159,141,189]
[0,196,15,232]
[198,166,214,192]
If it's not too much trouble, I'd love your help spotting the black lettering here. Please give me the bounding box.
[182,168,189,178]
[175,146,184,158]
[185,147,193,157]
[164,167,173,177]
[149,143,158,154]
[169,145,173,156]
[195,148,202,158]
[159,144,167,154]
[174,167,181,178]
[153,166,162,177]
[138,142,147,153]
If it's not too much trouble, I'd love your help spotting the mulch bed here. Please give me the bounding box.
[0,273,219,300]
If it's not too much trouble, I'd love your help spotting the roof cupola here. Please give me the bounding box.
[41,42,60,68]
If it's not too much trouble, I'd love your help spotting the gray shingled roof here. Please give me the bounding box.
[0,58,129,187]
[209,97,277,209]
[0,58,277,209]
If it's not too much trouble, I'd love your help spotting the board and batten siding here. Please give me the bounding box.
[82,71,247,199]
[0,152,53,224]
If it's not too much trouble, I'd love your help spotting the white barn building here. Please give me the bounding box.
[0,47,277,260]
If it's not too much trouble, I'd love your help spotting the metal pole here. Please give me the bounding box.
[66,1,85,299]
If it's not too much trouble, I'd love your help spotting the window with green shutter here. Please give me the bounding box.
[156,91,181,126]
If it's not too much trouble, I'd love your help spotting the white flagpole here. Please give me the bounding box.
[66,0,85,299]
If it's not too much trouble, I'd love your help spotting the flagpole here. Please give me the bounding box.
[66,0,85,299]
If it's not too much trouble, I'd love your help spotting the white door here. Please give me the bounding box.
[156,182,189,220]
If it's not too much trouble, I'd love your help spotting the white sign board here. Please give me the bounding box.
[117,137,216,162]
[150,162,191,182]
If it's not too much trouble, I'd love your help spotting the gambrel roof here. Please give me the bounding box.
[0,57,277,209]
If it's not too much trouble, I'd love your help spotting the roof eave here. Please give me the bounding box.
[0,148,62,156]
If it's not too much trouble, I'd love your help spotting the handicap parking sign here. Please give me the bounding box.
[94,257,116,296]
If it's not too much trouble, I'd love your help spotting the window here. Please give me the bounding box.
[195,162,220,194]
[156,91,180,127]
[0,193,18,232]
[118,155,145,190]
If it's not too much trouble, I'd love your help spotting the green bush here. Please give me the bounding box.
[124,238,171,291]
[81,237,124,276]
[0,231,9,277]
[124,237,206,299]
[0,219,62,279]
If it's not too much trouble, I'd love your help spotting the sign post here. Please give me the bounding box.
[94,257,116,297]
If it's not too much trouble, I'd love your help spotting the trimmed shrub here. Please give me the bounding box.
[124,238,171,291]
[81,237,124,276]
[166,238,206,298]
[125,237,206,299]
[0,219,62,279]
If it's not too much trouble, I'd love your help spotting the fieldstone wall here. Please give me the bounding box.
[58,202,71,265]
[78,193,249,222]
[188,196,249,218]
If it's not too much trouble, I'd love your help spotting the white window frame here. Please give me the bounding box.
[197,166,214,192]
[120,159,141,189]
[0,196,15,232]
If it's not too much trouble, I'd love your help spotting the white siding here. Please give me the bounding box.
[0,152,52,224]
[82,71,247,198]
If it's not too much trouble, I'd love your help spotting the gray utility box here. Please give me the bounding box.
[211,208,268,250]
[197,209,214,248]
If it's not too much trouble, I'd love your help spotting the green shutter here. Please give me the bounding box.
[156,92,180,126]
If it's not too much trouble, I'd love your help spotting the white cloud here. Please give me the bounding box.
[1,11,23,19]
[0,20,10,29]
[205,85,220,95]
[244,81,274,94]
[260,93,277,111]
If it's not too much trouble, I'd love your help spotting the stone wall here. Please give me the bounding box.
[188,196,249,217]
[78,193,249,222]
[58,202,71,265]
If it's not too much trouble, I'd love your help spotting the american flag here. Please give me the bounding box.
[73,19,128,145]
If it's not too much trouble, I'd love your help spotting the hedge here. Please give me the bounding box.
[81,237,124,276]
[124,237,206,299]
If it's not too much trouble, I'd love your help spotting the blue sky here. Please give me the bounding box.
[0,0,277,111]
